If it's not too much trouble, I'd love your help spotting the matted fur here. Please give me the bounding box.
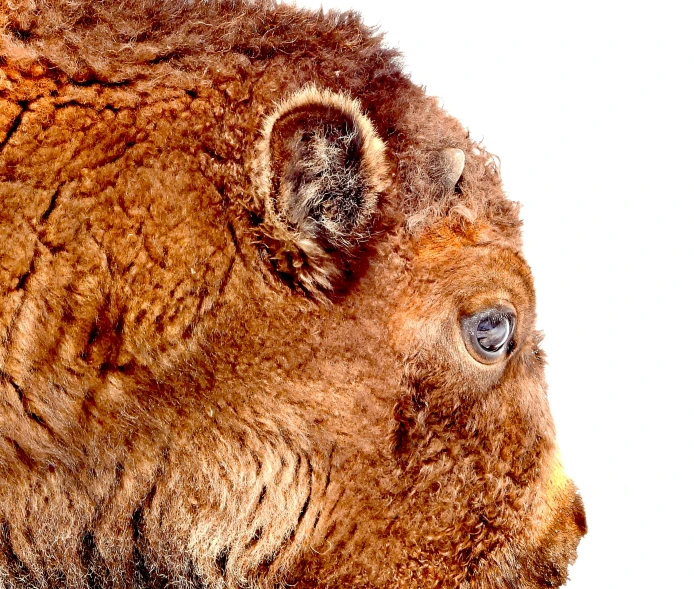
[0,1,585,588]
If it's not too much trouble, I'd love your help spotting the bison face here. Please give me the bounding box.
[0,1,584,588]
[229,88,587,587]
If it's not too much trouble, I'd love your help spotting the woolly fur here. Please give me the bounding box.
[0,1,585,588]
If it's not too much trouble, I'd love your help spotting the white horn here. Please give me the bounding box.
[439,147,466,189]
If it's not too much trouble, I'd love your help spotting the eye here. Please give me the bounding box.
[461,308,516,364]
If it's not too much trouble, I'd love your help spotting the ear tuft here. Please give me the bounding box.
[253,86,390,295]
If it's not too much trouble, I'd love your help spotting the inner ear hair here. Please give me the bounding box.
[256,86,389,252]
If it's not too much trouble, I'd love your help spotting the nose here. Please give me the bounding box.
[571,489,588,536]
[545,461,587,539]
[525,480,587,587]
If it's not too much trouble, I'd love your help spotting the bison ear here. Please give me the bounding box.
[254,86,390,293]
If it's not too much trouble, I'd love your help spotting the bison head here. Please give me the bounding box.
[0,1,585,587]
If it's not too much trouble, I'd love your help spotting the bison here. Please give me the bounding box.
[0,1,586,587]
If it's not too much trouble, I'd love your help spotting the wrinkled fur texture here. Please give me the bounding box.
[0,1,586,588]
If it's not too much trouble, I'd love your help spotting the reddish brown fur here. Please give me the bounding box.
[0,1,585,588]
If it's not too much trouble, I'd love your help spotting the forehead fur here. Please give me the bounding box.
[0,0,521,246]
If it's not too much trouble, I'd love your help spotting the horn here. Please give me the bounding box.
[439,147,466,190]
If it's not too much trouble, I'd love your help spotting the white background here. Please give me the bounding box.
[295,1,694,587]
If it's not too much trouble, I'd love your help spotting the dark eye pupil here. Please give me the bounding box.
[476,315,511,352]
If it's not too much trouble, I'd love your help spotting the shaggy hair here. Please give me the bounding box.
[0,1,585,588]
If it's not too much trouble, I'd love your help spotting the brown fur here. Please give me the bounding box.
[0,1,585,588]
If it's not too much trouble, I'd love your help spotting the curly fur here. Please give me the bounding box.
[0,1,585,588]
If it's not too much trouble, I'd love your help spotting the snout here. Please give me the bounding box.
[519,480,587,588]
[570,487,588,536]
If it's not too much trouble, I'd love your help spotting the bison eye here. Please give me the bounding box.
[461,308,516,363]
